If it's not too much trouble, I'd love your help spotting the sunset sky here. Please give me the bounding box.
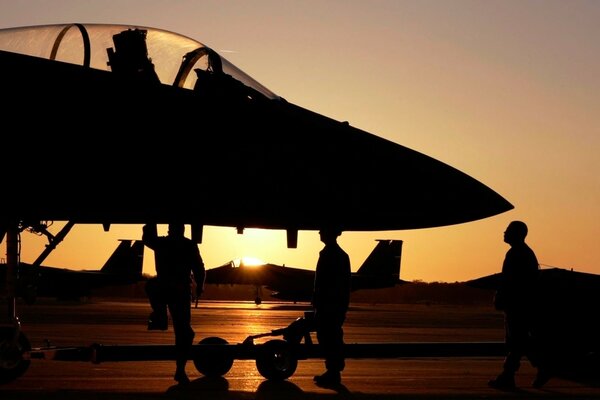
[1,1,598,283]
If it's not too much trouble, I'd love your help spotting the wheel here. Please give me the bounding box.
[193,336,234,377]
[256,339,298,380]
[0,329,31,384]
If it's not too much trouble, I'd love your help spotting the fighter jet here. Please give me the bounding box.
[0,23,513,248]
[0,240,144,304]
[206,239,403,304]
[466,267,600,386]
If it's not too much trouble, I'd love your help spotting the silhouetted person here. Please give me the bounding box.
[142,223,205,384]
[489,220,545,390]
[312,227,351,386]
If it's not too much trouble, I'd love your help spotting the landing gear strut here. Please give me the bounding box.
[0,225,31,383]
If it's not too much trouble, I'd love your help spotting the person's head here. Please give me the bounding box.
[168,222,185,237]
[504,220,528,245]
[319,226,342,245]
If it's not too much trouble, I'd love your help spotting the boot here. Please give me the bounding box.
[174,365,190,384]
[313,370,341,386]
[532,368,552,388]
[488,372,516,391]
[147,312,168,330]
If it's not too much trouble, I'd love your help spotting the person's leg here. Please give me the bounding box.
[145,278,168,330]
[324,324,345,373]
[489,311,528,390]
[168,293,194,383]
[528,321,553,388]
[314,312,345,385]
[504,312,530,374]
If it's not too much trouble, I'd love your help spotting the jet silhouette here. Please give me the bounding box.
[206,239,403,304]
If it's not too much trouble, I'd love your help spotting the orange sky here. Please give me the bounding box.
[1,1,599,283]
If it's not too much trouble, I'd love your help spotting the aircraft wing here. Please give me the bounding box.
[0,240,144,303]
[463,272,502,290]
[205,261,315,303]
[206,262,315,290]
[465,268,600,291]
[0,23,513,237]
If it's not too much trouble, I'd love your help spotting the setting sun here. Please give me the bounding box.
[236,257,266,267]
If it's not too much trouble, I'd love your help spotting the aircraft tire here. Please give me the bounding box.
[193,336,233,377]
[256,339,297,380]
[0,329,31,384]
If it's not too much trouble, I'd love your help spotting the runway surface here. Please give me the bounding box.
[2,299,600,399]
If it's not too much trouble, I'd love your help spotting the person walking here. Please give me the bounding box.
[142,222,205,384]
[488,220,544,390]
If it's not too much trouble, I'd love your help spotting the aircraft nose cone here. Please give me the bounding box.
[190,100,513,231]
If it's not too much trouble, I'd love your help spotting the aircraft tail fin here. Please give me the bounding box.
[100,239,144,278]
[355,239,403,283]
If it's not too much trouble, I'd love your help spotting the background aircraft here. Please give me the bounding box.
[0,240,144,304]
[205,239,403,304]
[466,267,600,384]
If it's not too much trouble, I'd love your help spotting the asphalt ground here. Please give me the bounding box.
[2,299,600,399]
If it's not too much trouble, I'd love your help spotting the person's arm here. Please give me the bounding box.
[312,253,323,310]
[341,252,352,309]
[191,245,206,297]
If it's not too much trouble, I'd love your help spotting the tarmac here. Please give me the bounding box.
[2,299,600,399]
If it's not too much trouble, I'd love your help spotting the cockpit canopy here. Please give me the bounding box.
[0,23,279,99]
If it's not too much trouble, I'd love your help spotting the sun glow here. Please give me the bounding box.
[237,257,265,267]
